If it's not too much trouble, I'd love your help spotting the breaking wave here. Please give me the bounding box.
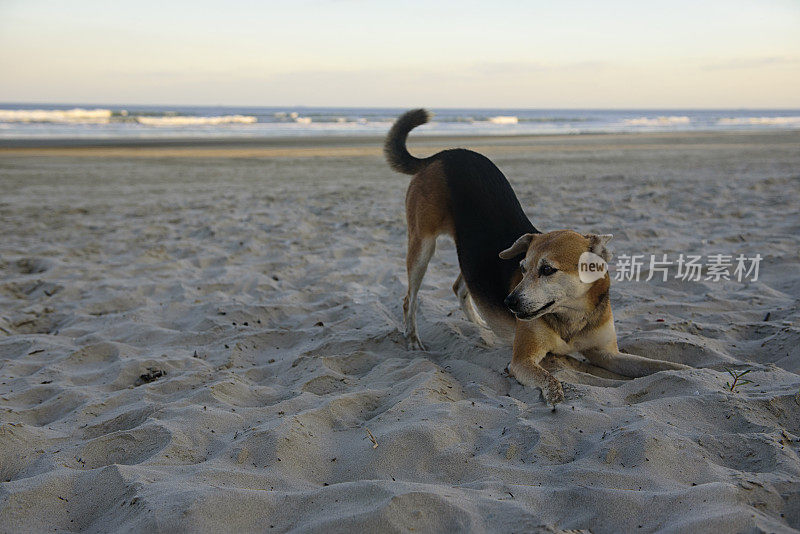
[487,115,519,124]
[623,116,691,126]
[2,106,799,139]
[136,115,256,126]
[718,116,800,126]
[0,108,113,123]
[0,108,257,126]
[274,111,313,123]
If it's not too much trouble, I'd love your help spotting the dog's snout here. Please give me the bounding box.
[504,293,519,310]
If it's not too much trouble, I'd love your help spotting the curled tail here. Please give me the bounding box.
[384,108,431,175]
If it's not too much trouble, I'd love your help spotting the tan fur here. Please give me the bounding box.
[403,177,690,408]
[502,230,689,408]
[402,162,453,350]
[405,161,453,240]
[509,319,565,406]
[452,274,488,328]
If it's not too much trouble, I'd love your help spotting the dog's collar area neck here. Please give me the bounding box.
[543,289,610,342]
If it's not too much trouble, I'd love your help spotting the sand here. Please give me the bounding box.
[1,130,799,532]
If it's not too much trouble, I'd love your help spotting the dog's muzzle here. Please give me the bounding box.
[504,293,521,312]
[505,294,555,320]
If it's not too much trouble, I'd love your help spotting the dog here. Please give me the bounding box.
[385,109,690,409]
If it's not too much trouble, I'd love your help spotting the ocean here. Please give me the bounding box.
[1,104,799,139]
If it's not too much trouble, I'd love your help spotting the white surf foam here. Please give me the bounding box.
[135,115,257,126]
[718,116,800,126]
[0,108,113,123]
[487,115,519,124]
[623,116,691,126]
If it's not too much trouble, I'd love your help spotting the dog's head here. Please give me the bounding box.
[499,230,612,320]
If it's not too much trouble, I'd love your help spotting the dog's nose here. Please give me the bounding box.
[504,293,519,310]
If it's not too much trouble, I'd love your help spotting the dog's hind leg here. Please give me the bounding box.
[452,273,489,328]
[402,161,452,351]
[403,235,435,350]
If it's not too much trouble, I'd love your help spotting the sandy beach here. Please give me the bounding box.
[1,130,799,532]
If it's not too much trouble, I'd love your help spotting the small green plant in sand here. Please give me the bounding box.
[724,368,753,392]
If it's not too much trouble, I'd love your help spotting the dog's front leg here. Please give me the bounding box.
[452,273,488,328]
[581,348,690,378]
[509,321,564,409]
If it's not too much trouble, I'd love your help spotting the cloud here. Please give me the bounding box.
[470,60,609,76]
[702,56,800,70]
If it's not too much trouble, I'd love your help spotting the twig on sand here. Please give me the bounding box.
[724,368,753,392]
[365,428,378,449]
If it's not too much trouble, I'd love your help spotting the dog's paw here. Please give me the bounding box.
[543,377,565,411]
[405,334,426,352]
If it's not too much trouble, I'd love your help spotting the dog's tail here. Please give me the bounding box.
[384,108,431,175]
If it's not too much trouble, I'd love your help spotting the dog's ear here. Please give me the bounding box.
[585,233,613,262]
[499,233,536,259]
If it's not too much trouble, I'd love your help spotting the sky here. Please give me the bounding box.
[1,0,799,108]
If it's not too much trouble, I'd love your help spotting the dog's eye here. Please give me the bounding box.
[539,264,558,276]
[519,262,527,274]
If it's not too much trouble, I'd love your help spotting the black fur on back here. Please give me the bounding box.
[384,110,539,312]
[438,149,539,312]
